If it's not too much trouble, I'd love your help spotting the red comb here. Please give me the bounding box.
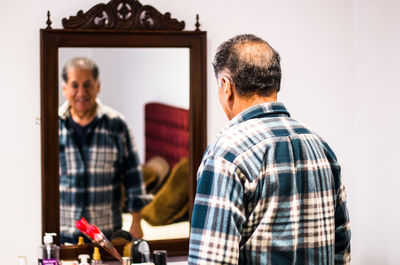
[75,217,96,240]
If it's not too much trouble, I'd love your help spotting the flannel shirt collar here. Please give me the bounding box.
[59,98,122,120]
[218,102,290,136]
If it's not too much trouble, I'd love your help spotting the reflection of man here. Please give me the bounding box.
[59,57,150,244]
[189,34,351,264]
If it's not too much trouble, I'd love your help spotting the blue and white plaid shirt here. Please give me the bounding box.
[59,99,151,242]
[189,102,350,265]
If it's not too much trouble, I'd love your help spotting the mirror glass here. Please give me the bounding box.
[58,48,190,243]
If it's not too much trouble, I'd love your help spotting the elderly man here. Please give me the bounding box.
[188,35,351,264]
[59,57,150,244]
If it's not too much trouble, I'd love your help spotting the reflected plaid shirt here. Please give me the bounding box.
[59,100,151,240]
[189,102,350,265]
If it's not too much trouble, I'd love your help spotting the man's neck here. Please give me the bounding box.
[70,106,97,126]
[230,93,277,120]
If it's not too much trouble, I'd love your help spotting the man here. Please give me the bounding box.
[188,35,351,264]
[59,57,151,243]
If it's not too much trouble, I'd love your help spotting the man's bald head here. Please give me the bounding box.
[213,34,281,97]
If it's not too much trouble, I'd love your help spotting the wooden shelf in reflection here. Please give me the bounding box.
[61,238,189,260]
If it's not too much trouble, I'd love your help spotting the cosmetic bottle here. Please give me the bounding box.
[18,256,27,265]
[153,250,167,265]
[122,257,131,265]
[91,247,103,265]
[130,239,150,263]
[77,236,85,245]
[78,254,90,265]
[60,261,78,265]
[38,233,60,265]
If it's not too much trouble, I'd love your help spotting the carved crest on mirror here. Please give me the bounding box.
[61,0,185,30]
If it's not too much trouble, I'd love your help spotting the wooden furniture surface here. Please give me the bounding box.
[41,0,206,258]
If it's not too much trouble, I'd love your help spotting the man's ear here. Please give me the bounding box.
[220,76,234,103]
[62,83,67,97]
[96,80,101,94]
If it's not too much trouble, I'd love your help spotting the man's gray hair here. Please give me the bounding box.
[213,34,281,97]
[61,57,99,82]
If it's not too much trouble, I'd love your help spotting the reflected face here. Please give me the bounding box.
[62,68,100,114]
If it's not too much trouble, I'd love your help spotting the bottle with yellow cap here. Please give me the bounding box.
[91,247,102,265]
[77,236,85,245]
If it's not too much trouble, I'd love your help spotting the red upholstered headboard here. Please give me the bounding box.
[145,102,189,167]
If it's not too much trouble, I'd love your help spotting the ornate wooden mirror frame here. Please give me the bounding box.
[40,0,206,259]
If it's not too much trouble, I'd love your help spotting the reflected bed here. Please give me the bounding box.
[123,102,190,241]
[122,213,190,240]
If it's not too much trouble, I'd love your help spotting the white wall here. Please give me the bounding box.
[352,0,400,264]
[0,0,398,264]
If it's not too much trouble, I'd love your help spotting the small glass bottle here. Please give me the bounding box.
[122,257,131,265]
[130,239,150,263]
[91,247,102,265]
[18,256,27,265]
[77,236,85,245]
[153,250,167,265]
[78,254,90,265]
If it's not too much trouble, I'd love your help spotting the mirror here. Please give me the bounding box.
[58,48,190,163]
[58,47,190,242]
[41,0,207,258]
